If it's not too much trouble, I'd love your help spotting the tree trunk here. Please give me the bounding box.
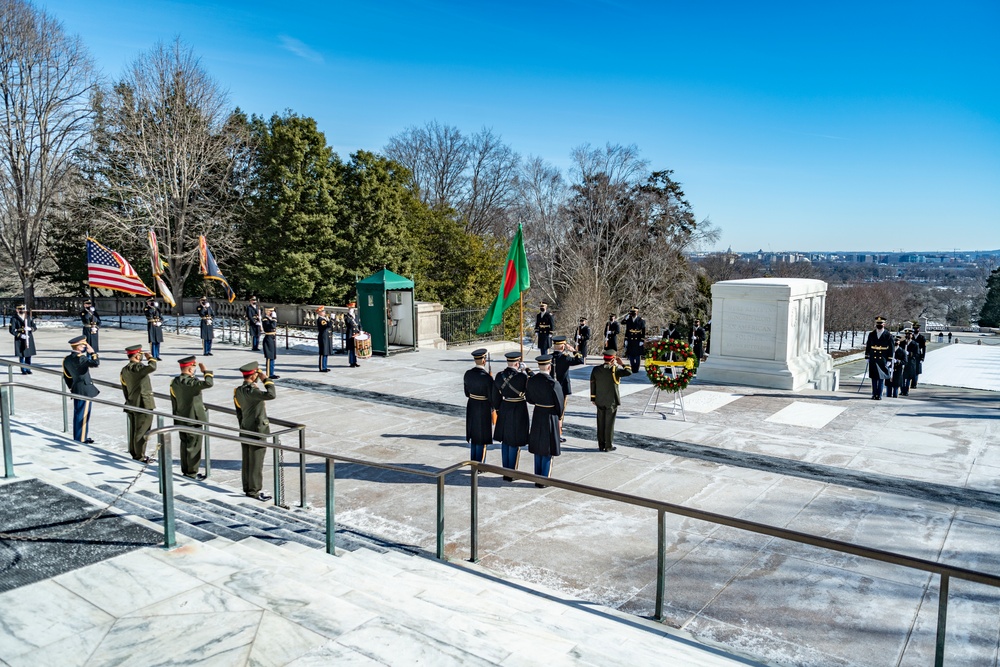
[21,278,35,311]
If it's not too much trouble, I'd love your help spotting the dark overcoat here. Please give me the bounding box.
[81,309,102,351]
[552,350,585,396]
[317,314,334,356]
[493,367,530,447]
[9,313,36,357]
[525,372,564,458]
[262,317,277,360]
[197,303,215,341]
[622,315,646,357]
[144,305,164,344]
[464,366,497,446]
[63,351,100,398]
[865,328,894,380]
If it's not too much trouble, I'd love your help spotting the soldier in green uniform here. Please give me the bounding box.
[169,355,213,479]
[120,344,157,462]
[590,348,632,451]
[234,361,275,501]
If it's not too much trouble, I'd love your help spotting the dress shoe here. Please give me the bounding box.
[559,437,567,443]
[502,476,513,482]
[269,375,281,379]
[534,483,546,488]
[84,438,95,444]
[154,357,162,361]
[205,353,213,356]
[350,364,360,368]
[183,473,207,481]
[254,492,273,502]
[319,368,330,373]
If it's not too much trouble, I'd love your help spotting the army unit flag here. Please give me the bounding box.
[476,224,530,334]
[147,229,176,307]
[86,238,154,296]
[198,235,236,303]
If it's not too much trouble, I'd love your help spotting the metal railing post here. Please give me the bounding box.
[62,391,68,433]
[935,574,949,667]
[1,385,13,478]
[158,427,176,549]
[655,508,666,621]
[272,435,282,507]
[298,428,307,508]
[157,415,164,494]
[325,458,336,555]
[203,407,211,478]
[436,475,445,560]
[469,465,479,563]
[6,366,12,416]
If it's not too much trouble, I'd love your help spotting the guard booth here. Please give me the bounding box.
[355,269,417,355]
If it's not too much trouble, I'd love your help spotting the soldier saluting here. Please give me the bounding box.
[864,316,893,400]
[534,301,554,355]
[590,348,632,452]
[170,356,213,479]
[551,336,585,443]
[121,344,157,462]
[234,361,275,501]
[493,351,531,481]
[63,336,100,443]
[525,354,564,487]
[463,348,498,464]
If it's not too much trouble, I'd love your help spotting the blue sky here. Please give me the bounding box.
[41,0,999,252]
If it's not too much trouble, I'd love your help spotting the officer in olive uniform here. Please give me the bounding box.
[246,296,262,351]
[574,318,591,360]
[603,314,620,352]
[493,351,531,481]
[622,306,646,373]
[590,348,633,451]
[261,308,279,378]
[525,354,564,486]
[63,336,100,443]
[463,348,497,463]
[9,305,36,373]
[534,302,554,355]
[864,316,893,400]
[197,297,215,355]
[144,298,164,360]
[81,300,102,352]
[316,306,333,372]
[234,361,275,501]
[121,344,157,461]
[551,336,585,443]
[170,356,213,479]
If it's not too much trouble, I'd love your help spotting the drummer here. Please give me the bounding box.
[345,305,360,368]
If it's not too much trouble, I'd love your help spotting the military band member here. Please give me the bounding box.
[622,306,646,373]
[316,306,333,372]
[464,349,498,463]
[534,302,554,355]
[170,356,213,479]
[590,348,632,451]
[494,351,531,481]
[552,336,585,442]
[143,297,164,360]
[904,329,921,393]
[261,308,279,378]
[8,305,36,374]
[81,300,102,352]
[121,344,157,461]
[690,318,707,369]
[603,314,620,352]
[345,306,360,367]
[246,296,262,351]
[196,297,215,355]
[235,361,275,501]
[864,316,893,400]
[63,336,100,443]
[574,318,591,360]
[889,336,906,398]
[911,323,926,387]
[525,354,564,486]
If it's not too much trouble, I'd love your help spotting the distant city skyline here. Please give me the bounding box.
[40,0,1000,252]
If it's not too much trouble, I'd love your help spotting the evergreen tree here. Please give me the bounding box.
[979,267,1000,327]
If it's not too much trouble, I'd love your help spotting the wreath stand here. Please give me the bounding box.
[642,365,687,421]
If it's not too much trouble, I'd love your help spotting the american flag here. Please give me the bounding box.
[87,238,154,296]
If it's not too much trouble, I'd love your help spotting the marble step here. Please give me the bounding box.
[256,503,400,554]
[201,497,333,547]
[169,492,326,548]
[63,480,218,543]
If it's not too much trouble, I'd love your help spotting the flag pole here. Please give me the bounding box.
[519,293,523,359]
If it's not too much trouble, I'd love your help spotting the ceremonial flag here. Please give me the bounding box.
[198,235,236,303]
[86,237,154,296]
[148,229,167,276]
[476,224,530,334]
[155,276,177,308]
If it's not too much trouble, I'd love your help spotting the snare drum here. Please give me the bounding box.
[354,332,372,359]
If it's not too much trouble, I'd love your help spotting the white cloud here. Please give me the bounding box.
[279,35,324,64]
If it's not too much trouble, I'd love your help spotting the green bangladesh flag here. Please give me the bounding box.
[476,224,531,334]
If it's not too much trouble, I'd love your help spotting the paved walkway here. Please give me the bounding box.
[4,325,1000,666]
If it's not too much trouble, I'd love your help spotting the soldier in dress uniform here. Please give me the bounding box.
[316,306,333,372]
[81,300,102,352]
[525,354,564,487]
[261,307,279,378]
[234,361,275,501]
[590,348,632,451]
[662,321,680,340]
[493,351,531,481]
[8,305,36,374]
[888,336,906,398]
[197,296,215,355]
[690,318,707,368]
[603,314,620,352]
[169,355,213,479]
[904,329,921,393]
[245,296,262,351]
[622,306,646,373]
[574,318,591,360]
[911,323,927,388]
[534,302,554,355]
[63,336,100,443]
[864,316,893,400]
[120,344,157,461]
[143,297,164,360]
[345,306,360,367]
[551,336,585,443]
[463,348,497,463]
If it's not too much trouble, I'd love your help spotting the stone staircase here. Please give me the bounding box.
[0,420,763,666]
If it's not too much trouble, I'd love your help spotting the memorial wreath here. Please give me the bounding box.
[644,338,696,393]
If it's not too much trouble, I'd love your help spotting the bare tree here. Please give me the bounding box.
[461,127,519,236]
[84,40,250,309]
[386,121,468,210]
[0,0,96,306]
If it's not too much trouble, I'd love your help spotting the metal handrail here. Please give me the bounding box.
[2,381,997,665]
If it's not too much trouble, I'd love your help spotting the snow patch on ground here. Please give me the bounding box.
[920,344,1000,392]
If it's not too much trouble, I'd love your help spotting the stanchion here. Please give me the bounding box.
[1,385,14,478]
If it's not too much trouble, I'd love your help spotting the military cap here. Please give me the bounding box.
[471,348,488,359]
[602,348,617,358]
[83,299,92,305]
[504,351,522,361]
[178,355,197,367]
[15,304,25,310]
[552,335,567,344]
[609,313,616,318]
[630,306,638,312]
[249,295,258,301]
[239,361,259,376]
[535,354,553,365]
[265,307,275,313]
[125,344,143,355]
[68,335,86,346]
[579,317,587,322]
[539,301,548,306]
[875,316,886,323]
[912,322,920,328]
[316,305,325,312]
